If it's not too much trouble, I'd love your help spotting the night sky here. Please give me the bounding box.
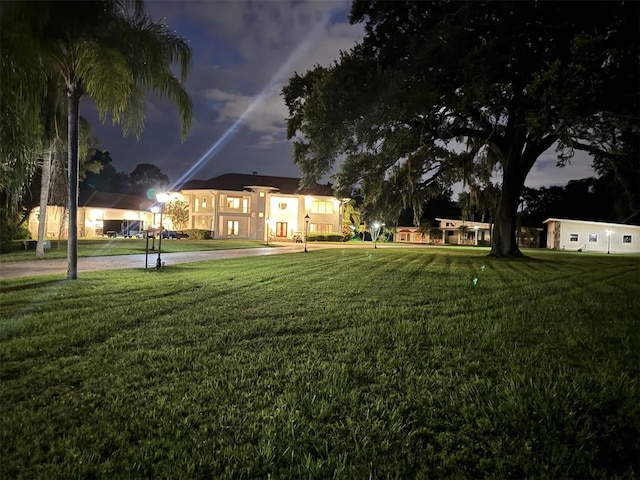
[82,0,596,191]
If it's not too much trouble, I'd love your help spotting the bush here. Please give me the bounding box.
[0,211,30,253]
[307,233,347,242]
[183,229,212,240]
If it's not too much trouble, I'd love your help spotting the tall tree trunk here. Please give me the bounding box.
[67,86,80,279]
[490,161,529,257]
[36,147,53,257]
[490,131,557,257]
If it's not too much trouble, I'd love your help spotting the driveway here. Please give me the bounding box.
[0,245,304,279]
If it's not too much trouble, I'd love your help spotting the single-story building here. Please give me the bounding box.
[393,219,492,246]
[543,218,640,253]
[27,191,156,238]
[436,218,492,246]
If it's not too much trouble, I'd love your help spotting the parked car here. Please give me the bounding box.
[162,230,189,239]
[107,230,141,238]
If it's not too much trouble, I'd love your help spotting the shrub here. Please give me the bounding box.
[183,229,212,240]
[307,233,346,242]
[0,211,30,253]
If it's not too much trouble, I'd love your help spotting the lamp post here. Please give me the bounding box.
[304,214,310,253]
[373,222,379,248]
[150,206,160,250]
[266,216,270,247]
[371,222,384,248]
[156,193,169,269]
[606,229,612,254]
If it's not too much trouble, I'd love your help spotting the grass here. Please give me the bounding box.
[1,248,639,478]
[1,238,275,262]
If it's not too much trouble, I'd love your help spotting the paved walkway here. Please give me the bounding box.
[0,244,306,279]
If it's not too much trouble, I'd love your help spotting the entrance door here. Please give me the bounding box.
[275,222,288,238]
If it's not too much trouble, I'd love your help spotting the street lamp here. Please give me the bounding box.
[371,222,384,248]
[266,216,270,247]
[150,206,160,251]
[606,229,612,254]
[156,192,169,269]
[373,222,379,248]
[304,214,310,253]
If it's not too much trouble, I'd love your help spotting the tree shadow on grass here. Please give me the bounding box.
[0,279,65,293]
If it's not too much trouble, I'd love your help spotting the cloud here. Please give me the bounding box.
[85,1,596,191]
[189,1,364,150]
[205,85,287,137]
[525,149,595,188]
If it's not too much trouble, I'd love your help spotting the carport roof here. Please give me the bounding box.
[79,191,154,211]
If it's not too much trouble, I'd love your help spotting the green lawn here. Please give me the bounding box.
[1,248,639,478]
[1,238,275,262]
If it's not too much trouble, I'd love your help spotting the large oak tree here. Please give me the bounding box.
[283,1,639,256]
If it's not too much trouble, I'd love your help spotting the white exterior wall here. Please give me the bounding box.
[269,194,301,238]
[28,206,155,238]
[545,218,640,254]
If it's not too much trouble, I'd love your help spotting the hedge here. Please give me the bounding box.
[307,233,349,242]
[183,229,213,240]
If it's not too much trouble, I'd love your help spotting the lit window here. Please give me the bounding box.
[310,223,332,233]
[623,235,632,243]
[227,220,239,236]
[569,234,579,242]
[311,201,334,214]
[226,197,240,209]
[588,233,598,242]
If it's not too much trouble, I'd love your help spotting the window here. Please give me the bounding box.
[623,235,632,243]
[223,196,249,213]
[400,232,411,241]
[227,220,239,236]
[569,233,579,242]
[310,224,332,233]
[311,200,334,214]
[588,233,598,242]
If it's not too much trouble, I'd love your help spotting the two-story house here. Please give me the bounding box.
[177,173,343,241]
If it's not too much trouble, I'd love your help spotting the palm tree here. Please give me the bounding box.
[0,2,47,227]
[42,1,192,278]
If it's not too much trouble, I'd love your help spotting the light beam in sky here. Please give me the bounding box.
[171,12,333,190]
